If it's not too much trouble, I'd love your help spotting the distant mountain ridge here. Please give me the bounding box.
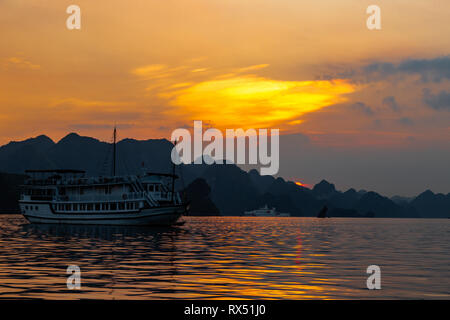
[0,133,174,176]
[0,133,449,218]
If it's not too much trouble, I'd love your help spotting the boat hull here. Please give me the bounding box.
[21,203,186,226]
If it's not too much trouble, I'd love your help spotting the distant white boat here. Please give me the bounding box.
[243,205,290,217]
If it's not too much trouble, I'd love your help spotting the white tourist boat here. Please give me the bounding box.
[19,170,186,226]
[19,129,187,226]
[243,205,290,217]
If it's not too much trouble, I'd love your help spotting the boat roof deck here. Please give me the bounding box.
[25,169,86,174]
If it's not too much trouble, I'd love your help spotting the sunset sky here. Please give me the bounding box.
[1,0,450,195]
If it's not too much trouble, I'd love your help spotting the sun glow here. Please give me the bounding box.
[163,75,356,131]
[295,181,310,188]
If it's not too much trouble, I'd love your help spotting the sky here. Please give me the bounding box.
[1,0,449,196]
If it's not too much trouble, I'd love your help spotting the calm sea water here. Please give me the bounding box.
[0,214,448,299]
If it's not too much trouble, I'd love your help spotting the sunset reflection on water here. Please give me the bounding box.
[0,215,448,299]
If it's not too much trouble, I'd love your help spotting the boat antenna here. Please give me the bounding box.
[112,125,117,176]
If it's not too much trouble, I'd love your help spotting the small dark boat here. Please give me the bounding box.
[317,205,328,218]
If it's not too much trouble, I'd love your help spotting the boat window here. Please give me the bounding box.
[110,203,117,210]
[65,204,71,211]
[119,203,125,210]
[95,203,100,211]
[35,206,38,211]
[87,204,93,211]
[148,184,154,192]
[73,204,78,211]
[25,206,28,210]
[102,203,107,210]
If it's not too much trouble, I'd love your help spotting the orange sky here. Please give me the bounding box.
[1,0,450,146]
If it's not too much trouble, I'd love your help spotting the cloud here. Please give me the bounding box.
[363,62,395,75]
[165,76,356,130]
[423,89,450,111]
[382,96,400,112]
[396,117,414,126]
[398,57,450,82]
[351,102,374,116]
[131,62,358,131]
[4,57,40,70]
[191,68,208,73]
[372,119,382,128]
[131,64,167,77]
[234,64,269,73]
[363,56,450,83]
[47,98,143,126]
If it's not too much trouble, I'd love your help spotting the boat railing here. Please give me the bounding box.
[24,179,60,186]
[62,176,129,185]
[55,192,146,202]
[20,195,53,201]
[24,176,134,186]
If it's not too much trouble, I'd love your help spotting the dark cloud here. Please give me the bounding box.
[351,102,374,116]
[364,62,395,75]
[372,119,382,128]
[363,56,450,82]
[396,117,414,126]
[422,89,450,111]
[398,57,450,82]
[382,96,400,112]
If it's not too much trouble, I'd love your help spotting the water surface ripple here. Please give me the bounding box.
[0,215,448,299]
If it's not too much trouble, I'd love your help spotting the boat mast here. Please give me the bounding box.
[112,126,117,176]
[171,139,177,202]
